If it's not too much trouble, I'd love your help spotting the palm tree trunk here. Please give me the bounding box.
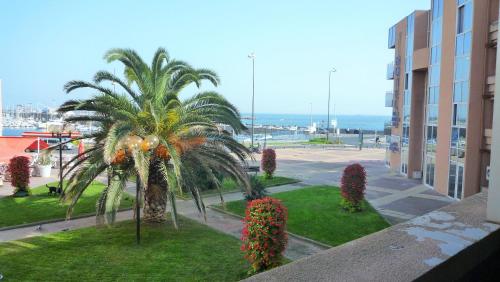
[143,160,167,223]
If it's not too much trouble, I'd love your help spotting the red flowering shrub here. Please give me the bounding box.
[8,156,30,196]
[340,163,367,212]
[241,197,288,274]
[261,149,276,179]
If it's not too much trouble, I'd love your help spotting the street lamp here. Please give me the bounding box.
[327,68,337,142]
[248,52,256,150]
[48,123,74,194]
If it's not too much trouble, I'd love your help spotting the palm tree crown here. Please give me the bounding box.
[59,47,251,226]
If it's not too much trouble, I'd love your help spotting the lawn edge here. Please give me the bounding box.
[0,207,134,231]
[208,205,333,249]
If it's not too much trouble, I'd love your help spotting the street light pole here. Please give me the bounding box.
[248,52,256,150]
[327,68,336,142]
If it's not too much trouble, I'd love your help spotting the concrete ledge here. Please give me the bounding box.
[244,192,500,282]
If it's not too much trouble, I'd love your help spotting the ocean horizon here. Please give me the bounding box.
[241,113,390,131]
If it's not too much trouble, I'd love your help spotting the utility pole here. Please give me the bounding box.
[327,68,336,141]
[248,52,256,150]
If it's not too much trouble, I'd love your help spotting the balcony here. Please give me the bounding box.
[412,47,429,71]
[489,21,498,47]
[485,128,492,151]
[385,91,393,107]
[487,75,496,97]
[386,63,394,80]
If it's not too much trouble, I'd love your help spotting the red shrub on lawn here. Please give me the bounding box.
[340,163,367,212]
[261,149,276,179]
[241,197,288,274]
[8,156,30,191]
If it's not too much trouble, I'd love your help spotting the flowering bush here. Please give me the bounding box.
[8,156,30,196]
[261,149,276,179]
[241,197,288,274]
[340,163,367,212]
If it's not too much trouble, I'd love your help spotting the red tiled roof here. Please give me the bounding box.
[0,136,38,163]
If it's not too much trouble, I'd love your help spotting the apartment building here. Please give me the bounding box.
[386,0,498,199]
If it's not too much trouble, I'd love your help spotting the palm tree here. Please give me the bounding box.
[59,48,251,226]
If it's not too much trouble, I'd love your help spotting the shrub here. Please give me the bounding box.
[261,149,276,179]
[243,175,268,201]
[340,163,367,212]
[8,156,31,197]
[241,197,288,274]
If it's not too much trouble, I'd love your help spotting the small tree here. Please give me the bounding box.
[243,175,268,201]
[241,197,288,274]
[340,163,367,212]
[261,149,276,179]
[8,156,31,197]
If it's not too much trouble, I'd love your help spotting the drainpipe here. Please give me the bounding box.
[486,14,500,223]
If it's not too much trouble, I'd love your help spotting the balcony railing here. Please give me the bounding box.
[386,63,394,80]
[385,91,393,108]
[489,21,498,47]
[487,75,496,96]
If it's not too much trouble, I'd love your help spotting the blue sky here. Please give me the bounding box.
[0,0,429,115]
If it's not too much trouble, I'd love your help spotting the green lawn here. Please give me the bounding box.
[0,182,134,228]
[178,175,300,198]
[0,217,249,281]
[305,137,342,145]
[219,186,390,246]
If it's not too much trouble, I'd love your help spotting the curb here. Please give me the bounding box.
[208,205,332,250]
[0,207,133,232]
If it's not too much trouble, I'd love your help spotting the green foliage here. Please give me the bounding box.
[59,47,252,226]
[36,151,52,166]
[261,149,276,179]
[241,197,288,273]
[243,175,268,201]
[308,137,343,144]
[8,156,30,192]
[222,186,390,246]
[0,218,250,281]
[340,164,367,212]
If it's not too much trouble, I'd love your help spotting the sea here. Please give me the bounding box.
[241,114,390,131]
[2,114,390,143]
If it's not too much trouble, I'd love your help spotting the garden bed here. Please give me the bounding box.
[217,186,390,246]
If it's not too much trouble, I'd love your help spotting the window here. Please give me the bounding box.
[457,5,465,34]
[405,74,409,90]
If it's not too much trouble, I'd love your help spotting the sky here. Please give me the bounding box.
[0,0,430,116]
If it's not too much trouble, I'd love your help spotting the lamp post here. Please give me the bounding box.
[248,52,256,150]
[327,68,337,142]
[48,124,73,194]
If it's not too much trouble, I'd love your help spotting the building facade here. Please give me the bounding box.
[386,0,498,199]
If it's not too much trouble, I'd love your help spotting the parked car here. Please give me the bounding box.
[42,138,75,150]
